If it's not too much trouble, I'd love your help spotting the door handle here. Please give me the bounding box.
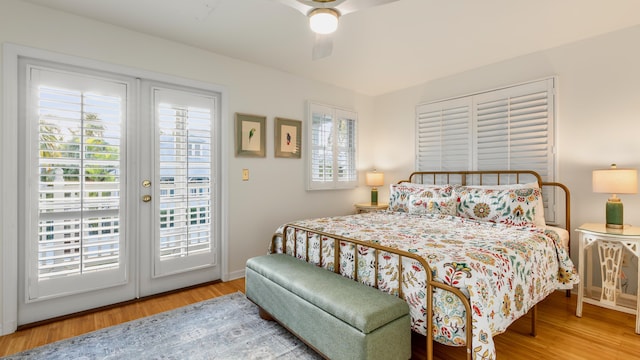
[142,195,152,202]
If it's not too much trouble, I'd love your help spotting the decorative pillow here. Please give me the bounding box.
[408,195,457,216]
[388,183,454,213]
[463,182,546,227]
[454,186,542,227]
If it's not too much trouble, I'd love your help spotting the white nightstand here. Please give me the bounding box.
[576,223,640,334]
[354,202,388,214]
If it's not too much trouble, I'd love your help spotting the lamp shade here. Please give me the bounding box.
[365,171,384,187]
[309,8,339,34]
[592,167,638,194]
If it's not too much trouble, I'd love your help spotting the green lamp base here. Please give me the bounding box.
[370,188,378,205]
[606,199,623,229]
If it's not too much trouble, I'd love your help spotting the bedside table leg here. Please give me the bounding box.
[637,304,640,334]
[576,235,584,317]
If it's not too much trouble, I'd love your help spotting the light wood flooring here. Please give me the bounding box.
[1,279,638,359]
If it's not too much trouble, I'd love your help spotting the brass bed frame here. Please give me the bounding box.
[270,170,571,360]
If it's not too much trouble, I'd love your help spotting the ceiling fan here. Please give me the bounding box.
[275,0,399,60]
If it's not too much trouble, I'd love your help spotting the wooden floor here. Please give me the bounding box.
[1,279,638,359]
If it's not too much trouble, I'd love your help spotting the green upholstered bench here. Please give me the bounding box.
[245,253,411,360]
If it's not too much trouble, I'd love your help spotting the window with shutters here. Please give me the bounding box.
[307,102,358,190]
[415,78,557,222]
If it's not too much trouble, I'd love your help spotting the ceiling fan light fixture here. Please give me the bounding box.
[309,8,339,34]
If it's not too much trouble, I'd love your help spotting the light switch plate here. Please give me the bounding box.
[242,169,249,181]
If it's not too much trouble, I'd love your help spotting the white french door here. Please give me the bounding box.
[17,59,221,325]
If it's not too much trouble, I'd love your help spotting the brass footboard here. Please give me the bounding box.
[271,225,473,360]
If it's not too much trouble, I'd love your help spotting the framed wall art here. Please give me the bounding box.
[235,113,266,157]
[274,117,301,159]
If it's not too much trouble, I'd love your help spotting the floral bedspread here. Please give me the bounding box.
[273,211,578,360]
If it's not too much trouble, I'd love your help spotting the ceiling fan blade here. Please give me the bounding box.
[335,0,399,16]
[312,33,333,60]
[275,0,350,15]
[298,0,348,11]
[274,0,398,17]
[273,0,312,15]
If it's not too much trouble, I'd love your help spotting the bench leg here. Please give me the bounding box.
[258,306,274,321]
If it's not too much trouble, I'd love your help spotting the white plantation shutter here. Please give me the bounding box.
[474,80,552,175]
[308,103,357,190]
[310,106,333,183]
[416,98,472,171]
[415,78,556,222]
[27,66,128,300]
[153,87,216,277]
[336,110,357,183]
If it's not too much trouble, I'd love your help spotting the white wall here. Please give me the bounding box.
[372,25,640,292]
[0,0,374,332]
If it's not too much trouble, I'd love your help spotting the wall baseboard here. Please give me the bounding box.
[226,269,246,281]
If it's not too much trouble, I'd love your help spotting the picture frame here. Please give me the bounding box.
[235,113,266,157]
[274,117,302,159]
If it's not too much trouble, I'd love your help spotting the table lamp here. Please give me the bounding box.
[592,164,638,229]
[365,170,385,205]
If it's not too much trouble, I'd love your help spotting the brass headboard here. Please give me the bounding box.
[402,170,542,187]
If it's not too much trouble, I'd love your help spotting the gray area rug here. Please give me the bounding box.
[4,292,322,359]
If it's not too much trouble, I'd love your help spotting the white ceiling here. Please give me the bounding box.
[20,0,640,96]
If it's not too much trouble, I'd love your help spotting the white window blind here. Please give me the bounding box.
[153,87,216,277]
[308,103,357,190]
[416,78,556,222]
[27,65,127,300]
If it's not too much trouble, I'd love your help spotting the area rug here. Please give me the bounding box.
[3,292,322,359]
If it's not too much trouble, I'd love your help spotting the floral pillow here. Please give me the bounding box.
[408,195,457,216]
[464,182,545,227]
[455,186,542,227]
[388,183,454,213]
